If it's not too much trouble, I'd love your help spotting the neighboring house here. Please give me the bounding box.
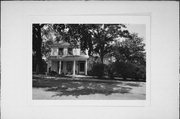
[47,41,89,76]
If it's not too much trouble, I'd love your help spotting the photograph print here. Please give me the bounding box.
[32,24,146,100]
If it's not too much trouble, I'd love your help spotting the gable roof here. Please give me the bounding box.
[51,42,70,48]
[50,40,80,48]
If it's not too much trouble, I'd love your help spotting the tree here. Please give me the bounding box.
[111,33,146,80]
[113,33,146,65]
[33,24,45,73]
[91,24,130,64]
[39,24,68,60]
[41,24,59,58]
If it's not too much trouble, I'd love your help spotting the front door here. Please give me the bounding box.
[67,61,73,74]
[79,61,85,74]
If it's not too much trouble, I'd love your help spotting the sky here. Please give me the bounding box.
[126,24,146,41]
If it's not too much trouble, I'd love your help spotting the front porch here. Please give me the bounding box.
[47,57,88,76]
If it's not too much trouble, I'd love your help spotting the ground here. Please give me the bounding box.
[33,75,146,100]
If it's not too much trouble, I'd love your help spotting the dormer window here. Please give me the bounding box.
[80,50,87,55]
[68,48,73,55]
[58,48,63,56]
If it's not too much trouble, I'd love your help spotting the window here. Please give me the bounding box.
[52,48,58,56]
[58,48,63,56]
[67,61,72,73]
[79,62,85,72]
[68,48,73,55]
[80,50,87,55]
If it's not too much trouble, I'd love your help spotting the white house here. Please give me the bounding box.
[47,41,89,76]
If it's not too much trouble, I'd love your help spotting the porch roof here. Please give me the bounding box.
[62,55,88,61]
[49,55,89,61]
[50,42,70,48]
[50,41,80,48]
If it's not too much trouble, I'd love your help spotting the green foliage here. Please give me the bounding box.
[113,33,146,65]
[112,61,146,81]
[90,63,106,78]
[106,63,116,79]
[90,24,130,63]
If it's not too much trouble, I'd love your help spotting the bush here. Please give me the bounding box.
[106,63,116,79]
[49,71,59,76]
[113,61,146,81]
[88,61,146,81]
[90,63,106,78]
[135,65,146,81]
[87,70,94,76]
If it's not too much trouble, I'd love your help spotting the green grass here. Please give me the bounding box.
[33,77,135,98]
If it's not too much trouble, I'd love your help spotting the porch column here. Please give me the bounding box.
[73,60,76,76]
[59,61,61,74]
[46,60,49,75]
[47,60,51,74]
[85,60,87,75]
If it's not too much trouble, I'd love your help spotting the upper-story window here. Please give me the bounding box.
[80,50,87,55]
[51,48,58,56]
[58,48,63,56]
[68,48,73,55]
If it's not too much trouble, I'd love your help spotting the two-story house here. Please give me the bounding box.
[47,41,89,76]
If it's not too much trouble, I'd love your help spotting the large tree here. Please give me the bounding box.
[90,24,130,63]
[112,33,146,65]
[33,24,45,73]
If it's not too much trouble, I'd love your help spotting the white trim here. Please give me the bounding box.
[73,60,76,76]
[59,61,61,74]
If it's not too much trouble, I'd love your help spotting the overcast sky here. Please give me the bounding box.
[126,24,146,41]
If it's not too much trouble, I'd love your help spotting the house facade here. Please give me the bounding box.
[47,41,89,76]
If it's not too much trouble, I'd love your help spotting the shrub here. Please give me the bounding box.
[134,65,146,81]
[113,61,146,81]
[106,63,116,79]
[49,71,59,76]
[87,70,94,76]
[90,63,106,78]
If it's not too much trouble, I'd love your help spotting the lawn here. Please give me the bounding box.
[33,75,146,100]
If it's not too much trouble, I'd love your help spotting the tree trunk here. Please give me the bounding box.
[100,55,105,77]
[33,24,43,74]
[100,56,104,64]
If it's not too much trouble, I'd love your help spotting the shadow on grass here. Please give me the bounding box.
[125,82,141,87]
[33,79,133,98]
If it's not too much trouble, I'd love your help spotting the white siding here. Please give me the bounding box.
[73,48,80,55]
[85,49,88,56]
[51,48,58,56]
[63,48,68,56]
[50,47,89,56]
